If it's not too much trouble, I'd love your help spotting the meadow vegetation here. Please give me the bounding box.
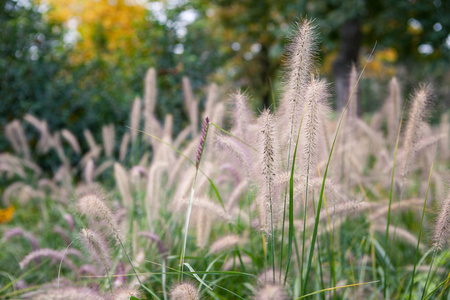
[1,19,449,300]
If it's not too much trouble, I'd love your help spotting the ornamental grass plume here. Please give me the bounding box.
[231,90,254,141]
[24,114,52,153]
[5,120,30,159]
[33,287,103,300]
[196,209,212,248]
[61,129,81,155]
[253,284,287,300]
[182,77,199,136]
[77,189,121,244]
[19,248,77,271]
[144,67,160,145]
[256,110,280,234]
[79,228,112,273]
[209,234,240,254]
[401,85,432,177]
[204,83,218,119]
[110,286,143,300]
[278,18,317,148]
[433,189,450,250]
[386,77,402,146]
[170,282,199,300]
[300,78,331,176]
[216,134,251,178]
[130,96,142,143]
[119,132,130,162]
[3,226,39,249]
[114,163,133,210]
[102,124,115,157]
[83,159,94,185]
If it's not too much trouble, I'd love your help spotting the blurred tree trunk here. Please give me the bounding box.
[332,18,361,111]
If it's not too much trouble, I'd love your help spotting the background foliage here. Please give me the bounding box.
[1,0,449,151]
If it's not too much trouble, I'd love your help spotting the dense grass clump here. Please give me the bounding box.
[1,19,449,300]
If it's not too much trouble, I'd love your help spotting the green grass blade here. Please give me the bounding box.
[384,109,404,297]
[284,102,308,286]
[296,280,379,299]
[183,262,213,290]
[302,42,376,295]
[409,144,437,299]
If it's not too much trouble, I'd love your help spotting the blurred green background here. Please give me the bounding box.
[1,0,449,151]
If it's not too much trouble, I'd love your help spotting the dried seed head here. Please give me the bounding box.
[231,90,254,140]
[114,163,132,209]
[170,282,199,300]
[80,228,111,272]
[209,235,240,254]
[34,287,102,300]
[279,19,318,146]
[402,85,432,176]
[130,96,142,142]
[256,110,280,233]
[61,129,81,154]
[19,248,76,271]
[301,78,330,175]
[182,77,199,136]
[77,190,121,244]
[434,191,450,250]
[110,286,143,300]
[253,284,287,300]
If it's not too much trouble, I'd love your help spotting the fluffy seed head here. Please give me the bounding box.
[402,85,432,175]
[61,129,81,154]
[102,124,115,157]
[170,282,199,300]
[434,191,450,250]
[301,78,330,175]
[34,287,102,300]
[257,110,279,233]
[80,228,111,272]
[111,286,143,300]
[119,132,130,162]
[386,77,402,144]
[114,163,132,209]
[19,248,76,271]
[279,18,318,147]
[231,90,254,140]
[130,96,142,142]
[253,284,287,300]
[209,234,240,254]
[77,190,121,244]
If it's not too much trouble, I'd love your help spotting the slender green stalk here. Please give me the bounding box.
[409,144,436,299]
[302,43,376,295]
[284,103,308,286]
[269,189,276,284]
[179,118,210,280]
[300,168,310,292]
[422,252,438,299]
[384,109,404,297]
[279,130,294,283]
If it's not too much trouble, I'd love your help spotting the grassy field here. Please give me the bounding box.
[1,19,449,300]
